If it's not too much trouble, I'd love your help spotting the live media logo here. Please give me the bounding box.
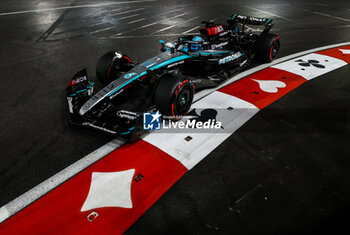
[143,111,161,130]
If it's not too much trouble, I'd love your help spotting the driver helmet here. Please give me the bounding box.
[190,36,204,51]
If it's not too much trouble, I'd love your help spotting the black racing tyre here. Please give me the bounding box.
[96,51,132,84]
[255,33,280,63]
[154,73,195,119]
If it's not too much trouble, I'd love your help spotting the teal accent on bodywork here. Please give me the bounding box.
[199,51,231,55]
[120,131,131,135]
[124,72,137,79]
[106,50,240,97]
[106,51,238,98]
[232,13,237,19]
[76,89,87,94]
[139,71,147,76]
[148,55,192,71]
[265,18,272,25]
[68,82,94,97]
[107,55,193,97]
[107,72,147,97]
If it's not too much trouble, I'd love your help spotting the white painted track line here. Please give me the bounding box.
[120,13,141,20]
[137,21,158,29]
[0,0,156,16]
[128,18,146,24]
[181,18,216,35]
[0,207,9,223]
[244,6,291,21]
[310,11,350,22]
[89,22,105,27]
[1,41,349,224]
[112,33,201,39]
[152,16,199,34]
[113,12,188,36]
[108,7,130,13]
[99,7,128,14]
[111,8,145,17]
[158,9,184,16]
[91,26,116,34]
[334,25,350,28]
[166,12,188,20]
[181,26,200,35]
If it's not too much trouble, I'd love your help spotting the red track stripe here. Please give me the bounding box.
[219,67,307,109]
[0,140,187,234]
[316,45,350,63]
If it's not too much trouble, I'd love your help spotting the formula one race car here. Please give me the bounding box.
[65,13,280,140]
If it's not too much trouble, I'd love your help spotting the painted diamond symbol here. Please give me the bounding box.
[81,169,135,212]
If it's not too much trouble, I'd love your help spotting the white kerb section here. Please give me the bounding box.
[0,207,9,223]
[143,91,259,170]
[272,53,347,80]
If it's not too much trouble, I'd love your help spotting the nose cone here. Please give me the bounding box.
[79,101,91,116]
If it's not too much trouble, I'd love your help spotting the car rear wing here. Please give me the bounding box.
[229,13,273,32]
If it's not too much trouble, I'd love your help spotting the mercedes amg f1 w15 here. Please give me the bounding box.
[65,13,281,140]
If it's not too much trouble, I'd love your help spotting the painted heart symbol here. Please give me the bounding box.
[252,79,287,93]
[339,49,350,54]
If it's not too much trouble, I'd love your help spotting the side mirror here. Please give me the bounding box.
[160,41,176,52]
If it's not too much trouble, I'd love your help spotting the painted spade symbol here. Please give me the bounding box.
[295,59,325,69]
[252,79,286,93]
[188,108,218,124]
[187,109,224,129]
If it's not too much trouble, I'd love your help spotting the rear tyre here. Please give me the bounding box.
[255,33,280,63]
[96,51,132,84]
[154,73,194,119]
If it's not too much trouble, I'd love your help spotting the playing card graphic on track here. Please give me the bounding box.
[272,53,347,80]
[252,79,286,93]
[339,49,350,55]
[81,170,135,211]
[295,59,325,68]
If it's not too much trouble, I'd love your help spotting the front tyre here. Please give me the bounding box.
[96,51,132,84]
[255,33,280,63]
[154,73,195,119]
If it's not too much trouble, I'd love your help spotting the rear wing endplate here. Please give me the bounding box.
[231,13,273,26]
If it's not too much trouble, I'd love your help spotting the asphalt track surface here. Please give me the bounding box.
[0,0,349,234]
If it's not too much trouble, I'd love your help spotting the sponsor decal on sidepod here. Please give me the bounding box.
[218,52,242,64]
